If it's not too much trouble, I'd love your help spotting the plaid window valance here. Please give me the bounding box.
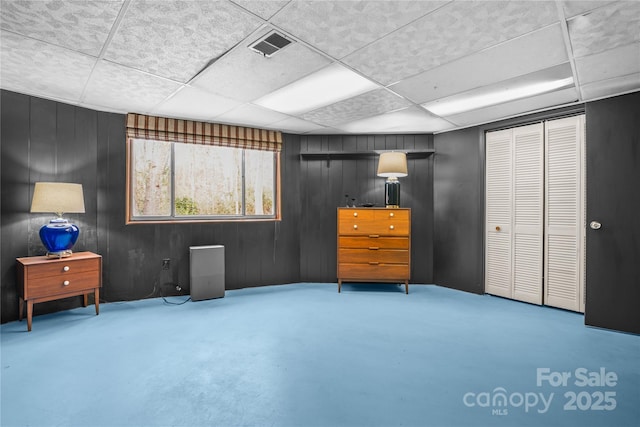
[126,113,282,152]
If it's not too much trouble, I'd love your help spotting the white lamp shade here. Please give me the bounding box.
[30,182,85,216]
[377,152,408,178]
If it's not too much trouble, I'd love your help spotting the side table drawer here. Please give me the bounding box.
[27,258,100,279]
[27,270,100,298]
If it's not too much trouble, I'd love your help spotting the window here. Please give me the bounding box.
[126,114,281,223]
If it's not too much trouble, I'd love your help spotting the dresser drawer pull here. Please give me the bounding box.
[368,262,379,265]
[353,212,358,217]
[369,247,379,250]
[368,234,379,238]
[63,280,70,286]
[63,266,70,272]
[389,212,394,217]
[389,225,395,230]
[353,224,358,229]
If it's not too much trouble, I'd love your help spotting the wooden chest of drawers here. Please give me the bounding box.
[16,251,102,331]
[337,208,411,293]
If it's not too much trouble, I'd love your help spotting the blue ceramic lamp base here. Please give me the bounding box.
[39,218,80,258]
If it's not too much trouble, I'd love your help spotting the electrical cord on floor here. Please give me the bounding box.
[100,265,190,305]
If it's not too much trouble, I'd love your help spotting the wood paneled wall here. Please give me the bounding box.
[298,134,434,284]
[0,90,302,323]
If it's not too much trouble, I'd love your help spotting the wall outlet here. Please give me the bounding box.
[162,258,171,270]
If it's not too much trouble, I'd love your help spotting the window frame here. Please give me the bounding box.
[126,137,281,224]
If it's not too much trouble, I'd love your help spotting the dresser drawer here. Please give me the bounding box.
[27,270,100,299]
[338,208,409,235]
[338,209,376,235]
[338,236,409,250]
[26,258,100,279]
[339,248,409,264]
[338,263,410,280]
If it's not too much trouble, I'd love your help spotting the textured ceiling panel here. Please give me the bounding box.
[568,1,640,58]
[581,73,640,101]
[343,0,558,85]
[0,31,95,101]
[214,103,290,127]
[1,0,638,134]
[0,0,122,56]
[272,0,446,59]
[575,42,640,85]
[337,107,455,133]
[390,24,568,104]
[104,0,263,82]
[82,60,182,113]
[230,0,289,20]
[152,86,242,121]
[301,88,412,127]
[269,116,331,134]
[444,87,579,127]
[561,0,616,18]
[193,32,331,102]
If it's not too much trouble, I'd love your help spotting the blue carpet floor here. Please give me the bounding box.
[1,283,638,427]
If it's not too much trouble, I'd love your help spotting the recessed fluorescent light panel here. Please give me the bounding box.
[423,70,575,117]
[253,63,379,115]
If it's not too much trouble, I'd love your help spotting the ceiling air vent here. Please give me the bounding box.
[249,31,292,57]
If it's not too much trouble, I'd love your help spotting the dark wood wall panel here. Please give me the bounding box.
[585,92,640,334]
[433,127,484,294]
[299,134,434,284]
[1,91,301,322]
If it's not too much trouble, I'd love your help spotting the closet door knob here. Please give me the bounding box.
[590,221,602,230]
[495,226,501,231]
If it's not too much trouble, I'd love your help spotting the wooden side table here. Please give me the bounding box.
[16,251,102,331]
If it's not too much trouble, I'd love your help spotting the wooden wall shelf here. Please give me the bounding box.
[300,149,434,166]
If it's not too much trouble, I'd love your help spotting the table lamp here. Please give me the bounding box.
[30,182,85,257]
[377,152,408,208]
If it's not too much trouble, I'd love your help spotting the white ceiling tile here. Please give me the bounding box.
[0,31,95,102]
[192,32,331,102]
[301,89,412,127]
[561,1,616,19]
[269,116,331,134]
[82,60,182,113]
[0,0,122,56]
[390,24,568,104]
[104,0,263,83]
[214,103,290,127]
[344,1,558,85]
[444,87,579,127]
[152,86,243,121]
[272,0,447,59]
[576,42,640,84]
[581,74,640,101]
[337,107,455,134]
[568,1,640,58]
[230,0,289,20]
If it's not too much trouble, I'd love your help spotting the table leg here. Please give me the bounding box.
[94,288,100,315]
[27,300,33,332]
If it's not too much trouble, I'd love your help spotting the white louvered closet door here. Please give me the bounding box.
[545,115,586,312]
[512,124,544,305]
[485,129,513,299]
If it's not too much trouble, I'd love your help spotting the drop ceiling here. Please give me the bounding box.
[1,0,638,134]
